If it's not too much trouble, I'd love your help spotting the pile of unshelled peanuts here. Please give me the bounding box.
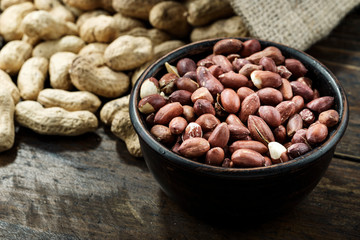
[0,0,241,157]
[138,38,340,168]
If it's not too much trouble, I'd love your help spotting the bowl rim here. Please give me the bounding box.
[129,37,349,178]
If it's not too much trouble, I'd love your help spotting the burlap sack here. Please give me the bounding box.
[230,0,360,50]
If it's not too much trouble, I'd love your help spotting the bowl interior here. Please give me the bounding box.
[130,38,349,177]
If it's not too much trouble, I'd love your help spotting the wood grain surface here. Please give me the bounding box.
[0,6,360,240]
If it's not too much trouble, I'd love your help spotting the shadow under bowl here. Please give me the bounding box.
[129,38,349,218]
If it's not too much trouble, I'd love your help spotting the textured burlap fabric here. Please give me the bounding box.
[229,0,360,50]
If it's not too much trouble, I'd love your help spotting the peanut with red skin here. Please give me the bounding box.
[193,99,215,116]
[220,88,240,114]
[178,137,210,158]
[151,125,175,145]
[154,102,183,125]
[169,117,187,135]
[176,58,196,76]
[205,147,225,166]
[218,71,248,89]
[231,149,265,168]
[319,109,339,127]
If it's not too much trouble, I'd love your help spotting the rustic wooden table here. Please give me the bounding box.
[1,8,360,240]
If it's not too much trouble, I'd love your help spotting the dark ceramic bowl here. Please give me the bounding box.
[129,38,349,218]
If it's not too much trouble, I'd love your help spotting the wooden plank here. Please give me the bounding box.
[0,126,359,239]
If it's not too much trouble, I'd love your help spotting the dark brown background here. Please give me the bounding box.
[1,7,360,240]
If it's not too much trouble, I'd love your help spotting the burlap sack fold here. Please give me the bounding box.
[229,0,360,50]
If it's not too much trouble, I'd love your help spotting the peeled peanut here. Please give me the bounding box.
[154,102,183,125]
[240,39,261,57]
[277,66,292,79]
[246,46,285,65]
[319,109,339,127]
[191,87,214,104]
[306,123,328,145]
[279,78,293,100]
[208,122,230,148]
[209,65,225,78]
[150,125,175,145]
[274,125,287,143]
[220,88,240,113]
[306,96,334,113]
[183,105,196,123]
[176,58,197,76]
[193,99,215,116]
[268,142,289,164]
[259,57,277,72]
[205,147,225,166]
[176,77,199,93]
[250,70,282,89]
[291,129,308,144]
[178,137,210,158]
[169,117,187,135]
[239,63,263,77]
[169,90,192,106]
[231,149,265,168]
[299,108,315,126]
[258,106,281,128]
[276,101,296,124]
[287,113,303,137]
[138,94,167,114]
[285,59,308,77]
[257,88,283,106]
[237,87,255,102]
[212,55,233,73]
[182,122,202,141]
[287,143,311,159]
[240,93,260,122]
[195,114,220,132]
[196,66,224,96]
[297,77,312,88]
[218,71,248,89]
[290,81,314,101]
[229,140,268,154]
[233,58,251,72]
[248,115,275,145]
[213,38,242,56]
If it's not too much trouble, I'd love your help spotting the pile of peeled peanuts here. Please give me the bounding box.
[137,38,340,168]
